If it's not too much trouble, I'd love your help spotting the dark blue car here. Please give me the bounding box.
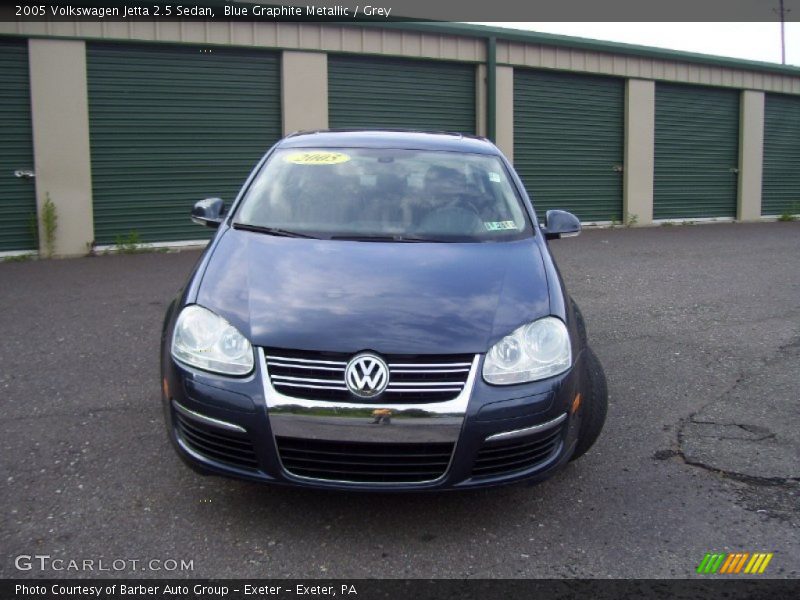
[160,131,608,491]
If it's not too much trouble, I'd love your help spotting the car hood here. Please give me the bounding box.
[195,229,551,355]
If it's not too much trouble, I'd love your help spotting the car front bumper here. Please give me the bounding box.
[161,348,586,491]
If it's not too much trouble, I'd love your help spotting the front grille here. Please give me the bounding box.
[264,348,473,404]
[276,436,454,483]
[175,411,259,471]
[471,426,563,479]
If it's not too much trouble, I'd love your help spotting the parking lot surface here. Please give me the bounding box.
[2,222,798,578]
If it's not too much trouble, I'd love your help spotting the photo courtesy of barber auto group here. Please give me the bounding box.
[1,0,799,599]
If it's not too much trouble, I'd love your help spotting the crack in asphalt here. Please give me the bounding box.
[674,446,799,488]
[670,361,797,488]
[686,421,776,442]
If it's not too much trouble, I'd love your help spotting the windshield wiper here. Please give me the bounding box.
[233,222,319,239]
[329,234,442,243]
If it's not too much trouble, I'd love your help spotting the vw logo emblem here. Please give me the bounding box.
[345,353,390,398]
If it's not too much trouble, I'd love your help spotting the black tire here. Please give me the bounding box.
[570,347,608,461]
[570,297,588,347]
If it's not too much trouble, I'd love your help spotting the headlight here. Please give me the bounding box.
[171,305,254,376]
[483,317,571,385]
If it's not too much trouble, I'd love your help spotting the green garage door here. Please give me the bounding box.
[328,55,475,133]
[654,83,739,219]
[762,93,800,216]
[0,39,36,251]
[514,70,624,222]
[87,44,280,244]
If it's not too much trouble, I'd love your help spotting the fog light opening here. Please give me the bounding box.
[570,392,582,414]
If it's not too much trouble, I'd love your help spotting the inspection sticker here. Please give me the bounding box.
[285,151,351,165]
[484,221,517,231]
[488,172,502,183]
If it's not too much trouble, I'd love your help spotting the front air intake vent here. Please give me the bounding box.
[174,409,258,471]
[276,436,454,483]
[471,426,563,479]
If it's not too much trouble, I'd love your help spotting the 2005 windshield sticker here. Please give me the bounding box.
[285,151,351,165]
[485,221,517,231]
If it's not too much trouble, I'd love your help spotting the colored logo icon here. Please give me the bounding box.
[697,552,773,574]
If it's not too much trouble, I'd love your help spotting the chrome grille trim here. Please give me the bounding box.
[172,400,246,433]
[260,349,480,485]
[387,381,465,387]
[272,375,346,383]
[485,413,568,442]
[274,382,348,390]
[267,362,345,371]
[266,356,347,366]
[388,367,471,373]
[385,388,462,393]
[264,349,475,403]
[261,350,479,416]
[388,362,472,368]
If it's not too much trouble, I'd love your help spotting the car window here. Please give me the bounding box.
[235,147,532,242]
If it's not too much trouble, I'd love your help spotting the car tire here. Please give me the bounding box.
[571,297,588,346]
[570,346,608,461]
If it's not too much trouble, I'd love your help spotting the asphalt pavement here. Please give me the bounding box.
[1,222,798,579]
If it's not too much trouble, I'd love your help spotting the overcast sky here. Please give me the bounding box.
[471,23,800,66]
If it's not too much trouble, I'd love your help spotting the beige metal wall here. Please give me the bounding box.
[3,21,798,94]
[494,66,514,161]
[28,38,94,257]
[282,51,328,134]
[737,91,765,222]
[496,41,800,95]
[623,79,655,225]
[0,22,486,62]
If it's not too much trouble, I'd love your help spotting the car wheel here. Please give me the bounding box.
[570,346,608,461]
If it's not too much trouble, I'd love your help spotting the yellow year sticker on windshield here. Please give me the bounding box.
[284,151,351,165]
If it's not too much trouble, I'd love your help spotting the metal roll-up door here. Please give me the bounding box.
[762,93,800,217]
[328,55,476,133]
[87,44,281,244]
[513,69,624,222]
[654,83,739,219]
[0,39,36,252]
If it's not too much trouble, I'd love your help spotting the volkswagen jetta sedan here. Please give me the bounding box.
[160,130,607,491]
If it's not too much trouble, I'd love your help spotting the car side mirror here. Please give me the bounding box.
[541,210,581,240]
[191,198,226,228]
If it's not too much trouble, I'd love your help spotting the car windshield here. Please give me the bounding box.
[234,147,532,242]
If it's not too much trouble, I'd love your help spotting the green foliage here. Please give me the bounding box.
[114,230,144,254]
[625,213,639,227]
[2,253,33,263]
[777,203,799,222]
[28,212,39,248]
[41,194,58,258]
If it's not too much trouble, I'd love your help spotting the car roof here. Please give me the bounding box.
[277,130,500,155]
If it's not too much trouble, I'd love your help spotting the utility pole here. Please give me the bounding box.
[777,0,788,64]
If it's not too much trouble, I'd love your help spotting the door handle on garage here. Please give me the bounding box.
[14,169,35,179]
[612,164,624,173]
[729,167,739,174]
